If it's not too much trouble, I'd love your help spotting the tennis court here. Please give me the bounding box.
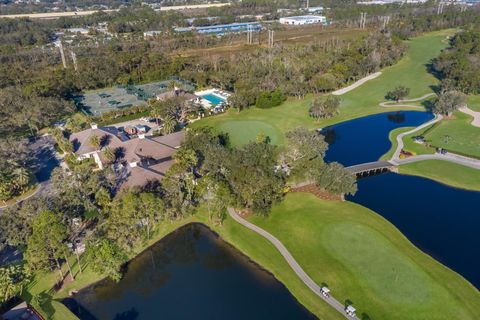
[75,79,196,116]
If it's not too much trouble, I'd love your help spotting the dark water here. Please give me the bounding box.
[323,111,434,166]
[65,224,316,320]
[321,110,479,288]
[348,173,480,289]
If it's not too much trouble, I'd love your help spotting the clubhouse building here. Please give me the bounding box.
[69,124,184,189]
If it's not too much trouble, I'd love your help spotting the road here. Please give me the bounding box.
[0,135,58,213]
[227,208,359,320]
[0,3,231,19]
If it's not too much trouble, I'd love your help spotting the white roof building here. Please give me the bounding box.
[143,30,162,38]
[279,15,327,26]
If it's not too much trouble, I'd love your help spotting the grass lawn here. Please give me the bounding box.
[381,120,480,191]
[468,95,480,112]
[393,111,480,159]
[399,160,480,191]
[192,30,455,146]
[245,193,480,320]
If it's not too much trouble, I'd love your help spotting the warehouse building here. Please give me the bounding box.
[279,15,327,25]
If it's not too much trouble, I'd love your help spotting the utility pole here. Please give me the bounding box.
[360,12,367,29]
[382,15,390,29]
[70,50,78,72]
[437,2,444,15]
[246,25,253,45]
[306,0,309,10]
[58,41,67,69]
[268,30,274,48]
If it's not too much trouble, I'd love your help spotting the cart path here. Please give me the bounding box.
[459,106,480,128]
[227,208,360,319]
[391,114,443,160]
[379,93,436,109]
[388,113,480,169]
[332,72,382,95]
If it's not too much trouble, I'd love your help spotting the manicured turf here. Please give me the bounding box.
[468,95,480,112]
[340,30,452,112]
[243,193,480,320]
[218,120,282,146]
[393,112,480,159]
[192,30,454,146]
[399,160,480,191]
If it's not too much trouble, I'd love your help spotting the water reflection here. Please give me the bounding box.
[387,112,406,124]
[65,224,316,320]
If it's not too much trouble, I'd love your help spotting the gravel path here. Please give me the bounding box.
[332,72,382,96]
[227,208,360,319]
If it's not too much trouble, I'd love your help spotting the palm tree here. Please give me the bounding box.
[12,167,30,190]
[89,134,100,150]
[103,147,116,164]
[162,115,177,135]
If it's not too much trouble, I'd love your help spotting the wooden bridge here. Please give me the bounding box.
[346,161,397,177]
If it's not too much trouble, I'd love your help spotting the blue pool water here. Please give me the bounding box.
[201,93,225,106]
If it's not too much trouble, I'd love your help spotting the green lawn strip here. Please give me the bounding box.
[399,160,480,192]
[467,95,480,112]
[191,30,455,147]
[380,127,412,160]
[248,193,480,320]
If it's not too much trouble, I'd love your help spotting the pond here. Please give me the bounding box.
[348,173,480,289]
[64,224,317,320]
[323,111,434,166]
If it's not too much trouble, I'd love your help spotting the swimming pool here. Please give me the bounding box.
[201,93,225,106]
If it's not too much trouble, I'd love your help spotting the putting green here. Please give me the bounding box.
[217,120,282,146]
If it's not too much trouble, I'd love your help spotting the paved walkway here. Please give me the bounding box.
[379,93,436,109]
[332,72,382,96]
[227,208,359,320]
[391,114,443,160]
[459,106,480,128]
[388,113,480,169]
[392,153,480,169]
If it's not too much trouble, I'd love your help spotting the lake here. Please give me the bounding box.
[324,111,434,166]
[64,224,317,320]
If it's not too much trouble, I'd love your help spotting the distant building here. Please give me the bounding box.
[279,15,327,26]
[305,6,324,13]
[66,28,89,35]
[174,22,262,35]
[143,30,162,38]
